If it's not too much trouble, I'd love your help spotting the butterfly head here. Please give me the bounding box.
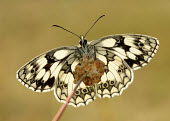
[79,36,87,47]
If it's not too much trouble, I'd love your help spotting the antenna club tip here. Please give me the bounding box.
[52,25,58,27]
[100,15,105,18]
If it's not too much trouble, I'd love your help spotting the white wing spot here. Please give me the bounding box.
[54,50,74,60]
[126,52,136,60]
[71,58,79,71]
[96,53,107,65]
[35,69,46,80]
[107,71,115,81]
[50,62,59,73]
[101,72,107,82]
[43,71,50,83]
[129,47,143,55]
[96,38,116,47]
[113,47,126,56]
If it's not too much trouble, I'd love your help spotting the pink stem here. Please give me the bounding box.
[52,74,86,121]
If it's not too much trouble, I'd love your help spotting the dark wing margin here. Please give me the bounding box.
[90,34,159,70]
[16,46,78,92]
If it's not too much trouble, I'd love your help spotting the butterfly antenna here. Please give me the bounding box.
[84,15,105,38]
[52,25,81,39]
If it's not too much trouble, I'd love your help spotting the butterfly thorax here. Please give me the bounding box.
[79,36,95,57]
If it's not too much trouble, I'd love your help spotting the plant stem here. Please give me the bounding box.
[52,74,86,121]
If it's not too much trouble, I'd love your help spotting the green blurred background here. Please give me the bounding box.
[0,0,169,121]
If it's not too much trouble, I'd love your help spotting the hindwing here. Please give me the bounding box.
[54,57,96,107]
[95,48,133,98]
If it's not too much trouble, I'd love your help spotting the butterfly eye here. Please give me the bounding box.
[79,40,82,46]
[84,39,87,45]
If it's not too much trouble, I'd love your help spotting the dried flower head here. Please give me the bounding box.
[73,55,105,86]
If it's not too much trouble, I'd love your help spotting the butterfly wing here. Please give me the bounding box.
[17,34,159,106]
[17,45,96,107]
[90,34,159,70]
[54,56,96,107]
[16,46,78,92]
[95,49,133,98]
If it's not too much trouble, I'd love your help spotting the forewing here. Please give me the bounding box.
[90,34,159,70]
[95,49,133,98]
[54,57,96,107]
[16,46,78,92]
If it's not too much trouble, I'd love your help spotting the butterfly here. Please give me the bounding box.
[16,15,159,107]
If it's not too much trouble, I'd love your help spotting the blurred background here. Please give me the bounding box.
[0,0,170,121]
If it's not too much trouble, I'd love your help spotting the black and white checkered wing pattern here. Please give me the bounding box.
[16,34,159,107]
[95,48,133,98]
[17,45,96,107]
[54,57,96,107]
[16,46,78,92]
[90,34,159,70]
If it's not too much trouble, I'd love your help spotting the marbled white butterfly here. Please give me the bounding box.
[16,15,159,107]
